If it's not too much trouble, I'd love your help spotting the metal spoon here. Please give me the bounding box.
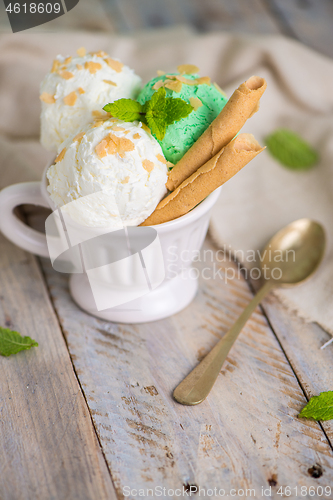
[173,218,326,406]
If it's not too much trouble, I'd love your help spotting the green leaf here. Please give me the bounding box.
[265,128,319,170]
[146,115,167,141]
[145,87,167,140]
[298,391,333,421]
[0,327,38,357]
[165,97,193,125]
[103,99,145,122]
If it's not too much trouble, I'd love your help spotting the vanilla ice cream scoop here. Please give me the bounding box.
[46,119,168,227]
[40,48,141,152]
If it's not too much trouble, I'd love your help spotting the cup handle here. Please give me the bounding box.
[0,182,50,257]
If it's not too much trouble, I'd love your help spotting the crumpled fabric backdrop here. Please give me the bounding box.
[0,26,332,334]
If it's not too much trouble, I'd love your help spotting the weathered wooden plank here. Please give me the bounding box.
[41,237,333,499]
[0,234,116,500]
[264,0,333,59]
[261,295,333,444]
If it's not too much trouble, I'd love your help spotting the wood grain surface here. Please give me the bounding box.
[40,238,333,499]
[0,234,116,500]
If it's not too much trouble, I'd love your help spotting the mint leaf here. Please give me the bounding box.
[265,128,319,170]
[0,327,38,357]
[103,99,145,122]
[298,391,333,421]
[165,97,193,125]
[145,87,167,140]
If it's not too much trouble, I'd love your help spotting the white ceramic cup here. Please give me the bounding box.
[0,167,221,323]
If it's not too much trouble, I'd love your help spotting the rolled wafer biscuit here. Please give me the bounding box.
[141,133,264,226]
[166,75,267,191]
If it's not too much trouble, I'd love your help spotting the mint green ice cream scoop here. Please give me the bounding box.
[137,74,228,164]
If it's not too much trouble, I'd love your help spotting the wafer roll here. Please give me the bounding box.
[166,76,267,191]
[141,134,264,226]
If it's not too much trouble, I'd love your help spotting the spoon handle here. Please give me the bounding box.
[173,280,274,405]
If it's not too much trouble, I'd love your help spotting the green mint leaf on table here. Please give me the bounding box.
[165,96,193,125]
[298,391,333,421]
[0,327,38,357]
[103,87,193,140]
[265,128,319,170]
[103,99,145,122]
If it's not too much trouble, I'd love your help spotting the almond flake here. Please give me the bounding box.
[196,76,211,85]
[103,79,117,86]
[90,50,107,58]
[157,70,165,76]
[133,133,141,140]
[165,80,182,93]
[76,64,83,70]
[55,147,66,163]
[84,61,102,74]
[112,125,125,132]
[141,123,151,135]
[166,161,174,170]
[92,120,104,128]
[121,176,130,184]
[77,47,86,57]
[95,140,108,158]
[156,154,166,164]
[64,56,72,65]
[40,92,56,104]
[213,82,227,97]
[73,132,85,144]
[92,110,107,117]
[63,91,77,106]
[59,70,74,80]
[189,97,203,111]
[107,134,134,158]
[142,159,154,173]
[177,64,199,75]
[104,58,123,73]
[51,59,61,73]
[152,80,165,90]
[77,87,85,94]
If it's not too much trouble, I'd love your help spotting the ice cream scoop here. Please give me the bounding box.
[137,72,227,164]
[46,119,168,228]
[40,48,141,152]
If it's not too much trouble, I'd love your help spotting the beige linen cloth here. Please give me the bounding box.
[0,27,332,335]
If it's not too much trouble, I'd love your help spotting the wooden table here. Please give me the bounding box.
[1,2,333,499]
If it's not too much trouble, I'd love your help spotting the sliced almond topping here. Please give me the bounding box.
[91,50,108,58]
[177,64,199,75]
[92,110,108,117]
[51,59,61,73]
[77,87,85,94]
[55,147,67,163]
[166,161,174,170]
[213,82,227,97]
[104,58,123,73]
[121,176,130,184]
[112,125,125,132]
[157,70,165,76]
[189,97,203,111]
[77,47,86,57]
[92,120,104,128]
[103,79,117,86]
[142,159,154,173]
[40,92,56,104]
[95,139,108,159]
[133,133,141,140]
[152,80,165,90]
[63,91,77,106]
[156,153,167,164]
[84,61,102,74]
[196,76,211,85]
[73,132,85,144]
[172,75,195,84]
[64,56,72,65]
[59,70,74,80]
[165,80,182,93]
[141,123,151,135]
[76,64,83,70]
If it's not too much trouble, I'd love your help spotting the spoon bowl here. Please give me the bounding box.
[262,218,326,285]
